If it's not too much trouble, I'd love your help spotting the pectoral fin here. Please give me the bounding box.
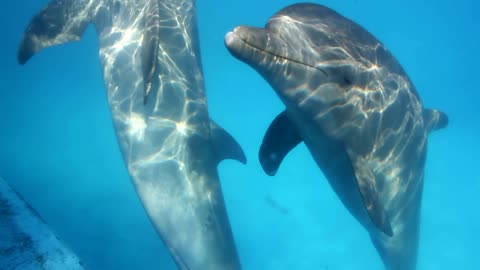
[18,0,94,65]
[259,111,302,176]
[348,152,394,237]
[210,120,247,164]
[423,108,448,133]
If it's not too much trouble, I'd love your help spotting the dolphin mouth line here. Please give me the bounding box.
[233,32,328,77]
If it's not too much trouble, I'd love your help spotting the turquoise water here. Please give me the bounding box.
[1,0,478,269]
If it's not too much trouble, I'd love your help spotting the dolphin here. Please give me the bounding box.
[0,177,87,269]
[225,3,447,270]
[19,0,245,269]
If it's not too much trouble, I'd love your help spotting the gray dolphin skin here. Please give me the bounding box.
[0,177,87,269]
[225,3,447,270]
[18,0,245,269]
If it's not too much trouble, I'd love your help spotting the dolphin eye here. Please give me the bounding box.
[338,68,356,88]
[339,74,354,89]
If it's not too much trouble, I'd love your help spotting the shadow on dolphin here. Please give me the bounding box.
[18,0,245,269]
[0,177,87,269]
[225,3,448,270]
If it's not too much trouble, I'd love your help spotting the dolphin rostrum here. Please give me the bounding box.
[225,3,447,270]
[19,0,245,269]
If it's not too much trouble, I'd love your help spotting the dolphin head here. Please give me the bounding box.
[225,3,406,140]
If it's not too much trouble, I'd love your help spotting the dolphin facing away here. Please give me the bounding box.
[19,0,245,269]
[0,177,87,269]
[225,3,447,270]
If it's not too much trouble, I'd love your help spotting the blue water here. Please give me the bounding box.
[0,0,478,269]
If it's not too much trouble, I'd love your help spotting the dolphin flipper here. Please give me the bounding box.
[348,152,394,237]
[423,109,448,133]
[18,0,94,65]
[259,111,394,236]
[210,121,247,164]
[142,0,160,105]
[259,111,302,176]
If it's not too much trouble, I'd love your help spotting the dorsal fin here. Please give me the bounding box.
[259,111,302,176]
[18,0,95,65]
[423,108,448,133]
[141,0,161,105]
[210,120,247,164]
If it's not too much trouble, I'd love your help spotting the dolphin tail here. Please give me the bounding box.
[423,108,448,133]
[18,0,96,65]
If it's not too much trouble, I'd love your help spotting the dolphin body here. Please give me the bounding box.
[19,0,245,269]
[0,177,87,269]
[225,3,447,270]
